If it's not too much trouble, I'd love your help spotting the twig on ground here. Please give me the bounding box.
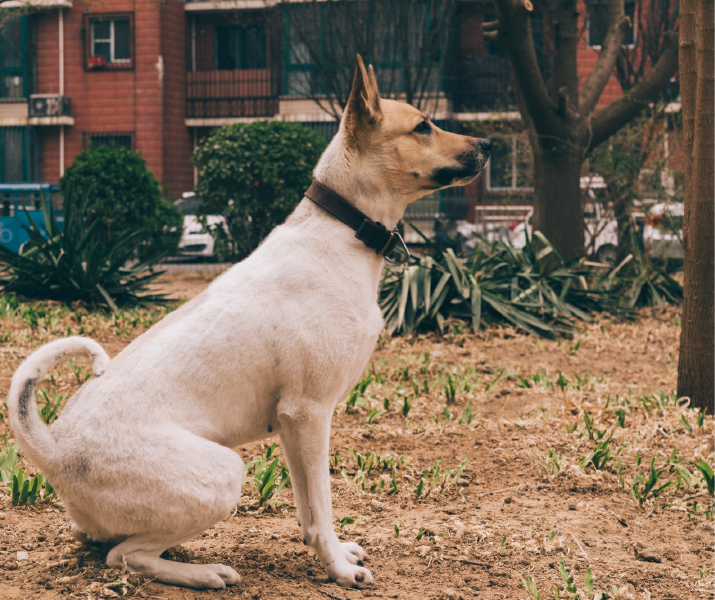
[316,586,348,600]
[571,534,589,559]
[477,484,522,498]
[460,559,492,568]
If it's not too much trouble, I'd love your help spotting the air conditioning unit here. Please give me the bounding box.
[29,95,72,118]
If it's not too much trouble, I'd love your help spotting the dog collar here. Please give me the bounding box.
[304,180,411,265]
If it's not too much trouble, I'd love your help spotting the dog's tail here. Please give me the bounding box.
[8,337,109,472]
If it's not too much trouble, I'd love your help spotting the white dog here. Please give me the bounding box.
[8,56,490,590]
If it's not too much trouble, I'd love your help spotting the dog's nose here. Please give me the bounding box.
[478,139,492,154]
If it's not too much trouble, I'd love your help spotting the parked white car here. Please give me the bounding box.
[174,192,227,260]
[643,202,683,260]
[178,214,225,259]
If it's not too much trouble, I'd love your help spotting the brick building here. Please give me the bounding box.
[0,0,658,206]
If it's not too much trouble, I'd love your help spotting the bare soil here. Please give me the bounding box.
[0,273,712,600]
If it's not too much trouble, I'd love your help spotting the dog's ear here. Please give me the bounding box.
[344,54,382,149]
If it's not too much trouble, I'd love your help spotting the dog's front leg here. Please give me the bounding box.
[277,397,373,589]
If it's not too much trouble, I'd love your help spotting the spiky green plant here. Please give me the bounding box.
[0,189,168,310]
[379,229,628,338]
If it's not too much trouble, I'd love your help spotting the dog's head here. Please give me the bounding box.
[332,55,491,204]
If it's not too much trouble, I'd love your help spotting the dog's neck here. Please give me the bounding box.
[313,142,406,230]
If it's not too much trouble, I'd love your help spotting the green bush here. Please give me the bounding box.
[0,189,167,309]
[193,121,327,261]
[60,143,183,258]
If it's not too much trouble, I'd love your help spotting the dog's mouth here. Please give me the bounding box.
[428,150,489,189]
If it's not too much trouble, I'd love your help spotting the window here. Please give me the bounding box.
[0,127,32,182]
[0,16,29,99]
[487,135,533,192]
[216,24,267,70]
[82,131,134,151]
[87,15,132,68]
[588,1,635,48]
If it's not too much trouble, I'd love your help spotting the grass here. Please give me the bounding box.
[242,444,291,506]
[0,442,56,506]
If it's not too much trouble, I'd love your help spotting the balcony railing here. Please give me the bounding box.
[186,69,279,119]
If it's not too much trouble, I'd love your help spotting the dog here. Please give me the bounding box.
[8,56,490,590]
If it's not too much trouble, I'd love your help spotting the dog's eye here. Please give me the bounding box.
[413,121,431,135]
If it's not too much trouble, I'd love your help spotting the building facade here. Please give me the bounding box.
[0,0,641,207]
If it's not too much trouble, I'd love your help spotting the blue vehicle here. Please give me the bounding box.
[0,184,62,253]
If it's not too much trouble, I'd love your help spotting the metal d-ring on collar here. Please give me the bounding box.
[304,180,411,265]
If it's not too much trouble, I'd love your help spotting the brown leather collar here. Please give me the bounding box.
[304,180,410,264]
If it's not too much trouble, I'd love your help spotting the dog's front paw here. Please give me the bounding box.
[329,563,374,589]
[341,541,368,565]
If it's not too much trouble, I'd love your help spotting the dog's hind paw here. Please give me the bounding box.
[341,541,368,565]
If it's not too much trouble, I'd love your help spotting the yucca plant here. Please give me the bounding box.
[0,189,168,310]
[380,228,626,338]
[599,250,683,309]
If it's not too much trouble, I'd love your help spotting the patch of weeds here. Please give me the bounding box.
[498,534,508,556]
[583,411,610,440]
[631,456,674,507]
[531,368,552,390]
[394,523,400,538]
[68,358,91,384]
[401,395,412,418]
[516,376,532,389]
[337,515,357,528]
[243,443,290,506]
[615,408,626,428]
[36,388,67,425]
[457,400,473,425]
[485,367,507,397]
[366,408,384,424]
[533,448,563,476]
[665,448,693,490]
[580,432,614,471]
[694,459,714,495]
[0,444,56,505]
[444,374,457,405]
[345,375,373,412]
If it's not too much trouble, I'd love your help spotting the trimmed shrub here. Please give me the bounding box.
[60,143,183,258]
[193,121,327,261]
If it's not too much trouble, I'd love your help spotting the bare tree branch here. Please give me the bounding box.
[552,0,580,110]
[278,0,455,120]
[587,31,679,151]
[579,0,631,115]
[488,0,561,135]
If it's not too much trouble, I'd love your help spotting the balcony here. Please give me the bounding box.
[186,69,278,123]
[184,0,272,11]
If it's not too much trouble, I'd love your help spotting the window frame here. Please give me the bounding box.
[84,13,134,71]
[82,131,135,151]
[486,134,534,193]
[587,1,637,50]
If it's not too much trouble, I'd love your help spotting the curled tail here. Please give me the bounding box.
[8,337,109,473]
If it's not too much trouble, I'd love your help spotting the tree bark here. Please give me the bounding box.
[532,146,584,259]
[677,0,714,412]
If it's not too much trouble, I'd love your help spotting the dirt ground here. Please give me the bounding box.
[0,272,713,600]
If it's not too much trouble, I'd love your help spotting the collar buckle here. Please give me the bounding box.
[383,230,411,265]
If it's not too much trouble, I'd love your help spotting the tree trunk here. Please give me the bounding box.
[677,0,714,412]
[531,147,584,260]
[613,198,634,262]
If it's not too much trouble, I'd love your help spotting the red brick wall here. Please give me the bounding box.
[36,0,193,195]
[161,0,193,196]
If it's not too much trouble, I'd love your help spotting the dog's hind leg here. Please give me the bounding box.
[277,396,373,589]
[107,534,239,590]
[85,430,245,589]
